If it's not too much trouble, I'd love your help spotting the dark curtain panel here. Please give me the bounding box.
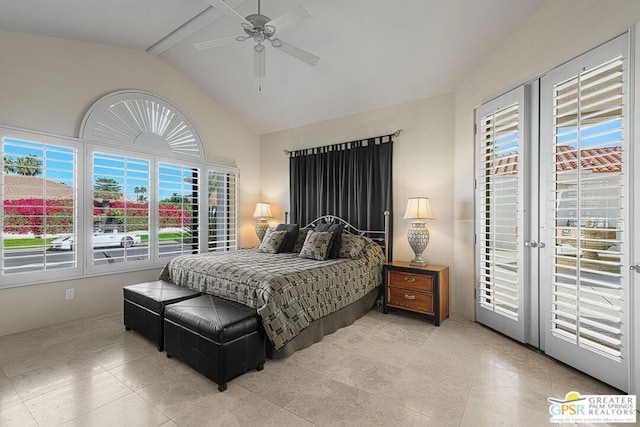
[289,135,393,236]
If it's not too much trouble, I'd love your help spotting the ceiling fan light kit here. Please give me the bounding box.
[197,0,319,88]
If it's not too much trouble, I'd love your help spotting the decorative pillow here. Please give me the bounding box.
[338,234,366,259]
[292,228,310,253]
[257,229,287,254]
[298,231,333,261]
[315,222,344,259]
[275,223,299,252]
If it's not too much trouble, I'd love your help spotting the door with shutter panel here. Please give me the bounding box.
[475,86,531,343]
[540,34,630,391]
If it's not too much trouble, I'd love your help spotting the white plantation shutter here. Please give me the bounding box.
[80,91,204,160]
[477,102,522,320]
[157,162,201,258]
[91,151,150,267]
[549,55,625,359]
[1,92,242,287]
[1,135,79,282]
[207,167,238,251]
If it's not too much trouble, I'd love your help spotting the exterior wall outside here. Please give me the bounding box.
[0,30,260,336]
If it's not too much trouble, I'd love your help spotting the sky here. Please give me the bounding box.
[3,137,197,201]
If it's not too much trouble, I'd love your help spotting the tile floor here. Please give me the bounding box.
[0,308,624,427]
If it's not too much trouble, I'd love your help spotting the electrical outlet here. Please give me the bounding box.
[65,288,75,300]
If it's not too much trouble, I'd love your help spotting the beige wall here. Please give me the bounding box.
[260,0,640,320]
[453,0,640,319]
[3,0,640,336]
[260,94,455,278]
[0,30,260,336]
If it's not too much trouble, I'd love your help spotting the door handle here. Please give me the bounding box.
[631,264,640,273]
[525,241,545,249]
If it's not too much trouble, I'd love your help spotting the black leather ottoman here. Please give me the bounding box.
[123,280,200,351]
[164,295,266,392]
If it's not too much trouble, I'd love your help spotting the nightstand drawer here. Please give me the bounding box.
[387,287,433,314]
[388,270,433,292]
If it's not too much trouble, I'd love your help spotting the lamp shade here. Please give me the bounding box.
[403,197,434,220]
[252,202,273,219]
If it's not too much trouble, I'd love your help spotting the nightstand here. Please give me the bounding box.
[383,261,449,326]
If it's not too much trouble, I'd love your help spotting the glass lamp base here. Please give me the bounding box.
[407,222,430,266]
[255,220,269,241]
[410,256,426,266]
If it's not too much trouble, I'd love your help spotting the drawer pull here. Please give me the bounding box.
[404,294,416,300]
[404,277,416,283]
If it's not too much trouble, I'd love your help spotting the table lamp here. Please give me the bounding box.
[403,197,434,266]
[253,202,273,241]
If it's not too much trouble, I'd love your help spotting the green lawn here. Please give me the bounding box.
[3,238,55,248]
[144,233,188,242]
[3,233,189,249]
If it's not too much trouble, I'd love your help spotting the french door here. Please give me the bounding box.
[540,34,630,391]
[475,86,532,344]
[476,34,632,391]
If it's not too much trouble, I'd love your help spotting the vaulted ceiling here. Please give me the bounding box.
[0,0,545,134]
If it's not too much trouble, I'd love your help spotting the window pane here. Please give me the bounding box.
[92,152,149,266]
[208,168,238,251]
[477,103,521,320]
[158,163,199,258]
[2,137,77,274]
[551,56,624,358]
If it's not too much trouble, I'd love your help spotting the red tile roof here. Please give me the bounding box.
[489,145,622,175]
[492,155,518,175]
[555,145,622,173]
[2,175,73,200]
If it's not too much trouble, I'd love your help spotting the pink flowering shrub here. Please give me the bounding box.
[2,199,74,234]
[158,202,192,229]
[3,198,192,235]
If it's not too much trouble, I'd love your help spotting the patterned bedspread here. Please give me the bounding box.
[158,239,385,350]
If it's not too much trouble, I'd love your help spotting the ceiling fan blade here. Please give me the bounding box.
[205,0,251,26]
[254,45,266,77]
[271,38,319,66]
[194,35,246,50]
[267,4,311,34]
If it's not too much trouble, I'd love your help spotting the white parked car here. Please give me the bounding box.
[49,228,142,250]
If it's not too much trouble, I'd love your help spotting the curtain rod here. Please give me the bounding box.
[282,129,402,155]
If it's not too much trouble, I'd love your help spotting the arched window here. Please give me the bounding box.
[0,91,237,287]
[79,90,204,161]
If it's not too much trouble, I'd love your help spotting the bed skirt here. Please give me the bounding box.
[267,286,380,359]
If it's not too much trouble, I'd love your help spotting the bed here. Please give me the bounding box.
[158,214,390,358]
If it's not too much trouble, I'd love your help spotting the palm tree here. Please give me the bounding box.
[134,186,147,202]
[3,154,43,176]
[94,177,122,200]
[3,155,14,174]
[16,155,43,176]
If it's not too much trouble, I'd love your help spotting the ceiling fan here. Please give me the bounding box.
[195,0,319,79]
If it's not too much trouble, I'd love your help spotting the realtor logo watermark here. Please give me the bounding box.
[548,391,636,423]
